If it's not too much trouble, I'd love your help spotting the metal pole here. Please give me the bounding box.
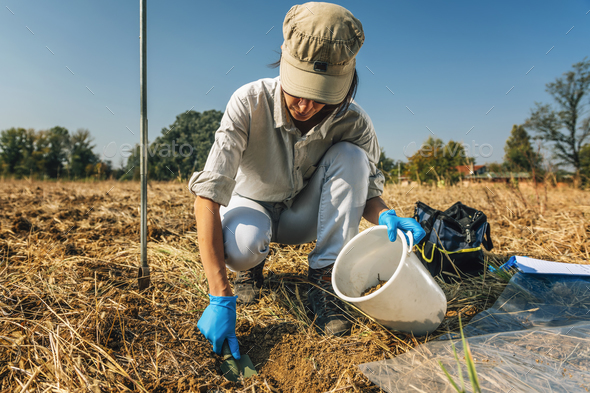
[138,0,150,290]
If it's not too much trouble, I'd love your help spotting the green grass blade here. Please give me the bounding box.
[450,341,466,390]
[438,361,463,392]
[459,315,482,393]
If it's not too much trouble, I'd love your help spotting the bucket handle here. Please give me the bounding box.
[398,229,414,254]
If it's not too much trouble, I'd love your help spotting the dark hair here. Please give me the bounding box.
[269,53,359,118]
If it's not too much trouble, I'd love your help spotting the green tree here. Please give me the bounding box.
[1,127,66,178]
[377,149,407,184]
[486,162,503,173]
[580,144,590,182]
[407,137,441,183]
[42,126,70,178]
[123,109,223,180]
[378,149,395,183]
[378,149,395,173]
[407,137,468,185]
[0,128,27,175]
[525,58,590,173]
[0,128,39,178]
[69,129,99,179]
[0,126,112,179]
[504,124,542,172]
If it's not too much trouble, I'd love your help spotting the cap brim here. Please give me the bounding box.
[280,56,354,105]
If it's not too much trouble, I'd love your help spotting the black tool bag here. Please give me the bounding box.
[413,201,493,283]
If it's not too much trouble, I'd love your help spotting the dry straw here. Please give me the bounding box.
[0,179,588,392]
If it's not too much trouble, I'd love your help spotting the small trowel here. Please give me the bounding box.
[220,340,257,382]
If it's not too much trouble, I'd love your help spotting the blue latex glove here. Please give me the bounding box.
[379,209,426,244]
[197,294,241,359]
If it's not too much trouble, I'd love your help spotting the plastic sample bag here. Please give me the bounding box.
[359,273,590,392]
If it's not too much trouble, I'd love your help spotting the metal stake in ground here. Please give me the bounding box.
[138,0,150,290]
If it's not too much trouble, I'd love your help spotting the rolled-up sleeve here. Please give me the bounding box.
[369,169,386,200]
[346,114,385,200]
[188,92,250,206]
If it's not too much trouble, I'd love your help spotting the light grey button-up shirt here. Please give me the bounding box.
[188,76,384,207]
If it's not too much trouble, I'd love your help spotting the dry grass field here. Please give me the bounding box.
[1,179,589,392]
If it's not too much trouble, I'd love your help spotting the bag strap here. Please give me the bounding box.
[482,222,494,250]
[415,242,436,263]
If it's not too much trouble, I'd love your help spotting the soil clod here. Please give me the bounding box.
[361,274,388,296]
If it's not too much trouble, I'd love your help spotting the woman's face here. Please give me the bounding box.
[282,90,326,122]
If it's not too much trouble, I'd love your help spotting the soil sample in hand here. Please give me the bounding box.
[361,274,388,296]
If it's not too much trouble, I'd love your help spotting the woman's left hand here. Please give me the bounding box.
[378,210,426,244]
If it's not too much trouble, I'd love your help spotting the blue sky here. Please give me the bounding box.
[1,0,589,168]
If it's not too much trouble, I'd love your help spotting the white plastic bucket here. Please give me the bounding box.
[332,226,447,336]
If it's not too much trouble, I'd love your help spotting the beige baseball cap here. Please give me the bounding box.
[280,2,364,105]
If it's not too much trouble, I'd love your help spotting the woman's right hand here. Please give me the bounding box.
[194,197,238,356]
[194,197,232,296]
[197,294,241,359]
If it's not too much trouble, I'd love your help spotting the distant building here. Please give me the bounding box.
[455,164,487,176]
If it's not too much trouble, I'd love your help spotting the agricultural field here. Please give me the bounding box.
[1,180,589,392]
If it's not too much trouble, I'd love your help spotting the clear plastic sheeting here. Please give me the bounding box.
[359,273,590,392]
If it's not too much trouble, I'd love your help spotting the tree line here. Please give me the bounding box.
[0,127,118,180]
[0,109,223,181]
[1,58,588,185]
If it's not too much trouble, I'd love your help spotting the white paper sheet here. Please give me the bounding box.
[513,256,590,276]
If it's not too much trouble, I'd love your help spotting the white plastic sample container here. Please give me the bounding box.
[332,226,447,336]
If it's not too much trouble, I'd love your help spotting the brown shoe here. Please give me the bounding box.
[307,265,352,336]
[234,260,265,304]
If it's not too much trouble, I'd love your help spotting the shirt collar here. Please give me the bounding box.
[317,109,338,138]
[273,79,298,133]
